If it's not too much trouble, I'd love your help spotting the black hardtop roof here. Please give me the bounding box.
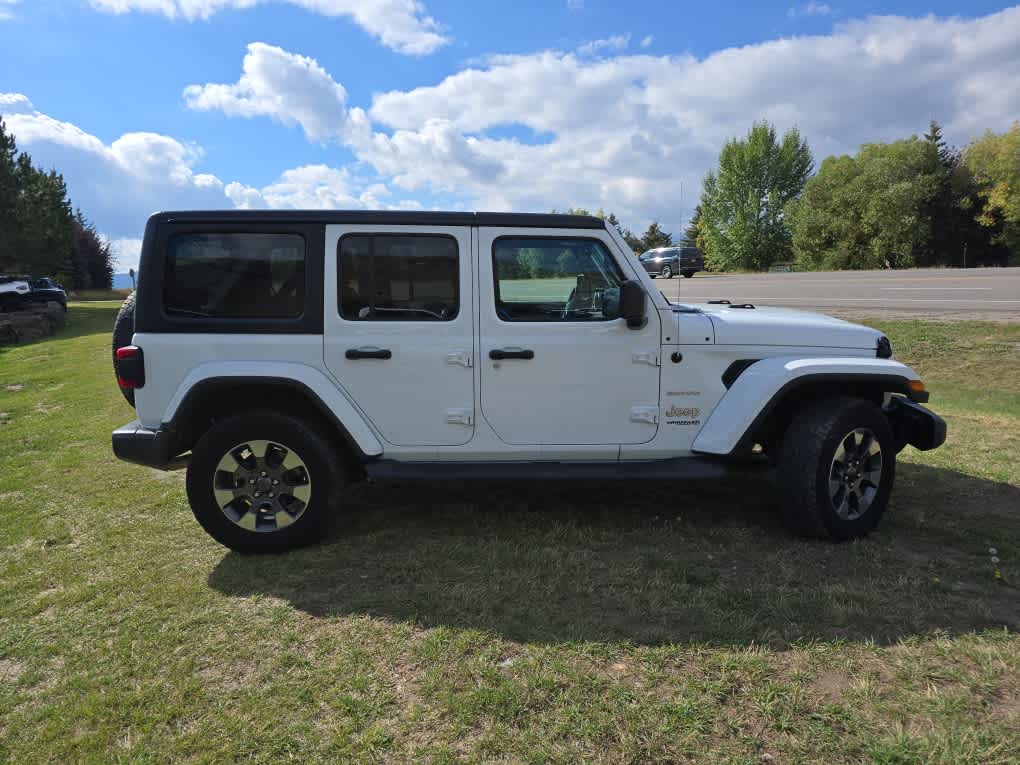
[148,210,606,230]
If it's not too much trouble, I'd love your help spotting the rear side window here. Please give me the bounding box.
[338,234,459,321]
[164,233,305,319]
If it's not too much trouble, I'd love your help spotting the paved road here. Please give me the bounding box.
[660,267,1020,320]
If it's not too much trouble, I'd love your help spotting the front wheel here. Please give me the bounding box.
[775,396,895,540]
[186,411,344,553]
[661,266,673,279]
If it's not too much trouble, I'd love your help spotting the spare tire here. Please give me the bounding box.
[112,291,137,407]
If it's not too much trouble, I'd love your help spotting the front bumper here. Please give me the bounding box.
[112,420,179,470]
[885,397,947,452]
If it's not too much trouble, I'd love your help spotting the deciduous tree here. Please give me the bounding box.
[699,122,813,271]
[963,122,1020,263]
[788,137,941,269]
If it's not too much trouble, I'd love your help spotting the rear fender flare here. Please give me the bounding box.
[162,361,383,458]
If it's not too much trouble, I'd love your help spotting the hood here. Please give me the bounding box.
[687,303,884,350]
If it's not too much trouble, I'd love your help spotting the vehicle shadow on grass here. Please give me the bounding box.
[208,462,1020,648]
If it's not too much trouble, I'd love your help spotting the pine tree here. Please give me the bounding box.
[0,117,20,271]
[924,119,954,168]
[638,222,672,251]
[923,119,998,267]
[683,205,702,247]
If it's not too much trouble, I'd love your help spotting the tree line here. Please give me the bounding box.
[0,117,114,289]
[570,120,1020,271]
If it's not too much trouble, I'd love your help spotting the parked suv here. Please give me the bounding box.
[111,211,945,553]
[639,246,702,279]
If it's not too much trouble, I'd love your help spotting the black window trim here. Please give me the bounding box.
[491,234,626,324]
[135,221,325,335]
[336,232,461,323]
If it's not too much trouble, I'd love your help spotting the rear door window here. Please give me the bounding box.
[164,233,306,319]
[338,234,459,321]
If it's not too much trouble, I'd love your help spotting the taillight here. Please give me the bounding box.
[115,345,145,390]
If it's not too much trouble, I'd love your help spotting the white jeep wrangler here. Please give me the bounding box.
[111,211,945,552]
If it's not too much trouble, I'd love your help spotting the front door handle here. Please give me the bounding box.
[489,348,534,360]
[345,347,392,360]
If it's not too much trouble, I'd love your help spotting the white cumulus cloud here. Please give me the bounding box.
[183,42,348,142]
[109,238,144,272]
[88,0,448,54]
[351,7,1020,227]
[0,0,21,21]
[788,2,835,18]
[8,6,1020,253]
[577,34,630,56]
[2,93,226,237]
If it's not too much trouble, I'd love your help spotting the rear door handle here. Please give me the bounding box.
[489,348,534,360]
[345,347,392,360]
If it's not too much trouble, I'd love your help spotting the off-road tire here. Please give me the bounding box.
[186,411,345,553]
[775,396,895,541]
[112,291,136,406]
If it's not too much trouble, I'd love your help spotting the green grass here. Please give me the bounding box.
[69,288,132,302]
[1,305,1018,763]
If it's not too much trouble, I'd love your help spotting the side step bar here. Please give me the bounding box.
[364,458,732,482]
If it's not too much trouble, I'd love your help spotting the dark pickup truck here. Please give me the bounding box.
[27,278,67,310]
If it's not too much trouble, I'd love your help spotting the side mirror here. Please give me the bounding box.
[618,279,647,329]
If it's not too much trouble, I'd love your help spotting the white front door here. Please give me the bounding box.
[477,228,662,448]
[323,225,475,447]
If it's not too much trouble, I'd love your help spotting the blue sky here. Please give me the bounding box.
[2,0,1019,270]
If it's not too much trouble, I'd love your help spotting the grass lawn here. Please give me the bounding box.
[1,304,1018,763]
[68,288,133,302]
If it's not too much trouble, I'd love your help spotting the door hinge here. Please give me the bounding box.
[629,406,659,424]
[446,350,473,368]
[446,408,474,426]
[631,350,660,367]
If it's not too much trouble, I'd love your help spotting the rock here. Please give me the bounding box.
[0,302,66,344]
[41,301,66,329]
[0,320,17,345]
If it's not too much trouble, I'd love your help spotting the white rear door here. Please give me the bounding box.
[323,225,475,447]
[477,228,662,448]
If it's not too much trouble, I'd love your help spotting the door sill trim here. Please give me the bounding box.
[364,457,730,481]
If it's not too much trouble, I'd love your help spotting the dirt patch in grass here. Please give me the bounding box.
[0,657,26,682]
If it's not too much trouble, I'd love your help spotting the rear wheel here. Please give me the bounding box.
[661,265,673,279]
[775,396,895,540]
[683,271,695,278]
[186,411,344,553]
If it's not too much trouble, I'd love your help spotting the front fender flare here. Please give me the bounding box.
[691,356,922,456]
[161,361,384,458]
